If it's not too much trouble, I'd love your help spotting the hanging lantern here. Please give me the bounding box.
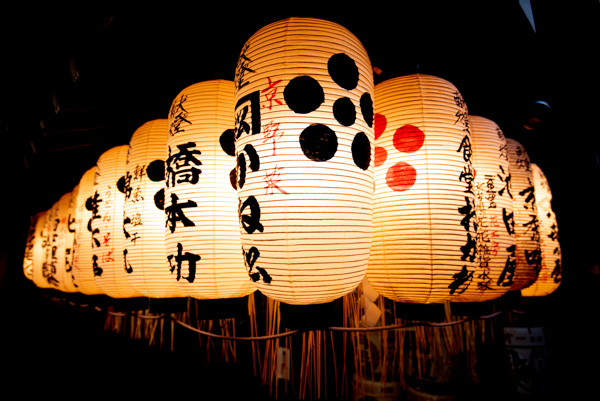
[62,185,79,293]
[521,163,562,297]
[121,119,185,298]
[32,193,72,290]
[506,138,541,291]
[367,74,477,304]
[91,145,142,298]
[72,167,104,295]
[233,17,375,305]
[452,115,516,302]
[165,80,255,299]
[23,210,47,283]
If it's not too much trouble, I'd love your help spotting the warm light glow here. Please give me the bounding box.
[452,115,516,302]
[121,119,185,298]
[91,145,142,298]
[164,80,256,299]
[23,210,47,283]
[367,74,477,304]
[233,17,374,305]
[72,167,104,295]
[506,138,541,291]
[521,163,562,297]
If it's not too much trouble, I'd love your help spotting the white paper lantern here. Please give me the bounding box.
[165,80,255,299]
[233,17,374,305]
[506,138,541,291]
[452,115,516,302]
[121,119,185,298]
[72,166,104,295]
[62,185,79,293]
[91,145,142,298]
[521,163,562,297]
[367,74,477,304]
[23,210,46,283]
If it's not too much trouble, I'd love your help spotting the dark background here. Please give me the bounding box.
[1,1,599,399]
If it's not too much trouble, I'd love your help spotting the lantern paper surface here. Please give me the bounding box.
[23,211,45,281]
[33,193,71,290]
[233,18,374,304]
[506,138,541,291]
[92,145,142,298]
[367,74,477,304]
[165,80,255,299]
[122,119,184,298]
[521,163,562,297]
[62,186,79,293]
[452,116,515,302]
[24,211,47,283]
[72,167,104,295]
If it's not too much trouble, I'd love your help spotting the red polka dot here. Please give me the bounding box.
[374,146,387,167]
[374,113,387,140]
[386,162,417,192]
[393,124,424,153]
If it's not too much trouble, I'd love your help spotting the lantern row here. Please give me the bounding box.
[21,17,562,305]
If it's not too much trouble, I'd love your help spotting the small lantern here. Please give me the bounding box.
[521,163,562,297]
[90,145,142,298]
[452,115,516,302]
[121,119,185,298]
[367,74,477,304]
[72,167,104,295]
[32,193,72,290]
[165,80,255,299]
[506,138,541,291]
[233,17,375,305]
[62,185,79,293]
[23,210,47,283]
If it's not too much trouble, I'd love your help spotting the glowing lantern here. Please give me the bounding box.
[367,74,477,304]
[91,145,142,298]
[233,17,374,305]
[521,163,562,296]
[165,80,255,299]
[506,138,541,291]
[121,119,185,298]
[62,185,79,293]
[452,115,516,302]
[23,210,47,283]
[72,167,104,295]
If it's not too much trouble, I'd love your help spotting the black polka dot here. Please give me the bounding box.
[154,188,165,210]
[328,53,359,91]
[116,176,126,194]
[299,124,338,162]
[229,167,237,190]
[360,93,374,128]
[147,160,165,182]
[284,76,324,114]
[333,97,356,126]
[351,132,371,170]
[219,129,236,156]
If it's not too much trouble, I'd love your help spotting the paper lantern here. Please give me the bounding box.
[91,145,142,298]
[23,210,47,282]
[72,167,104,295]
[452,115,516,302]
[233,17,374,305]
[62,185,79,293]
[367,74,477,304]
[521,163,562,296]
[121,119,185,298]
[31,193,72,290]
[506,138,541,291]
[164,80,255,299]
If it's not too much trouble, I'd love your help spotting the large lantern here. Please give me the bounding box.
[452,115,516,302]
[506,138,541,291]
[90,145,142,298]
[367,74,477,304]
[164,80,255,299]
[121,119,185,298]
[233,17,375,305]
[521,163,562,297]
[72,167,104,295]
